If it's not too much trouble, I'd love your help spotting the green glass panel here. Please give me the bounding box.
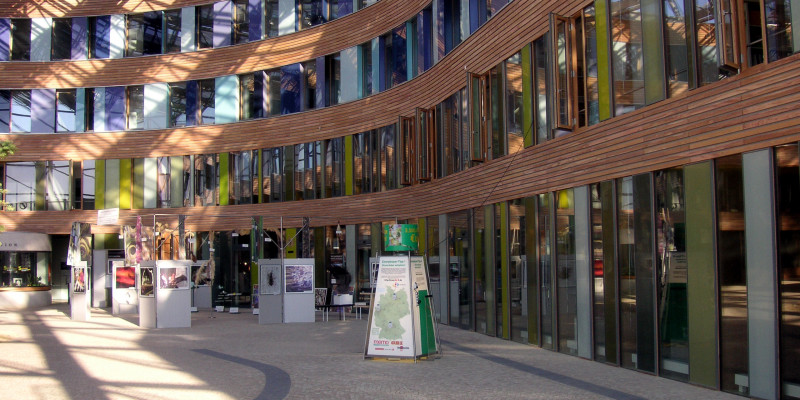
[345,136,354,196]
[219,152,229,206]
[131,158,143,209]
[95,160,105,210]
[684,161,717,387]
[594,0,612,121]
[521,44,534,147]
[170,156,183,208]
[642,0,666,104]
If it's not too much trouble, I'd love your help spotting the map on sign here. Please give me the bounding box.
[372,287,410,340]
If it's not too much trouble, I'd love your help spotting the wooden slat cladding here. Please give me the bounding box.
[0,1,216,18]
[2,55,800,234]
[0,0,431,89]
[3,0,593,161]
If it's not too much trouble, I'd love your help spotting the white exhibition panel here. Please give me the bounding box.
[112,264,138,314]
[258,259,283,324]
[283,258,315,323]
[138,261,156,328]
[70,261,90,321]
[92,250,108,308]
[155,260,192,328]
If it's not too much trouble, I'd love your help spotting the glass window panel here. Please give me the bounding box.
[0,90,10,133]
[46,161,70,211]
[164,9,182,54]
[56,89,77,133]
[305,61,317,110]
[715,154,748,395]
[169,82,187,128]
[776,144,800,393]
[51,18,72,60]
[664,0,690,97]
[743,0,765,66]
[82,160,95,210]
[265,0,279,38]
[556,189,577,355]
[489,66,505,159]
[538,193,555,349]
[509,198,527,343]
[4,161,36,211]
[449,210,473,330]
[266,69,282,116]
[695,0,724,85]
[11,19,30,61]
[580,6,600,126]
[533,36,550,144]
[127,86,144,130]
[157,156,171,208]
[326,54,341,106]
[609,0,645,115]
[475,210,489,333]
[11,90,31,133]
[193,154,217,206]
[197,5,214,49]
[199,79,215,124]
[233,0,250,44]
[765,0,795,61]
[617,173,656,373]
[505,53,523,152]
[654,168,689,381]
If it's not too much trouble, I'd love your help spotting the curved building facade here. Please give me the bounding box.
[1,0,799,398]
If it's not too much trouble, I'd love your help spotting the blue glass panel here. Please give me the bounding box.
[31,89,56,133]
[418,8,433,73]
[0,19,9,61]
[392,26,407,86]
[72,17,88,60]
[469,0,479,33]
[337,0,353,17]
[94,16,111,59]
[315,57,326,109]
[214,1,233,48]
[249,0,262,41]
[186,80,198,126]
[281,64,302,114]
[0,90,10,132]
[105,86,126,131]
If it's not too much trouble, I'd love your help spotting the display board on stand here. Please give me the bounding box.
[138,261,156,328]
[112,262,138,314]
[70,261,90,321]
[258,258,315,324]
[364,255,440,361]
[155,260,192,328]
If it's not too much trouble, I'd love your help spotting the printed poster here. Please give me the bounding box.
[366,256,414,358]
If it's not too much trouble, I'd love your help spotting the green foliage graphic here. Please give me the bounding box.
[374,287,410,340]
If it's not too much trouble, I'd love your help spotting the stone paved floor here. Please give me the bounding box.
[0,304,744,400]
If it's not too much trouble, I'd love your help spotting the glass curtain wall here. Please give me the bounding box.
[556,189,577,355]
[538,192,555,349]
[449,210,473,330]
[617,173,656,373]
[509,198,527,343]
[609,0,645,115]
[262,147,284,202]
[776,144,800,397]
[654,168,689,381]
[592,181,617,364]
[45,161,70,211]
[474,206,489,334]
[426,216,441,321]
[715,154,748,395]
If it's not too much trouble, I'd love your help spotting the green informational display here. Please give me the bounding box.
[383,224,419,252]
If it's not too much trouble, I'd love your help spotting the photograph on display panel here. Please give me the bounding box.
[159,266,189,289]
[260,264,281,295]
[116,266,136,289]
[72,267,86,293]
[140,267,154,297]
[285,264,313,293]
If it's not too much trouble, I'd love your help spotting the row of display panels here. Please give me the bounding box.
[73,262,210,297]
